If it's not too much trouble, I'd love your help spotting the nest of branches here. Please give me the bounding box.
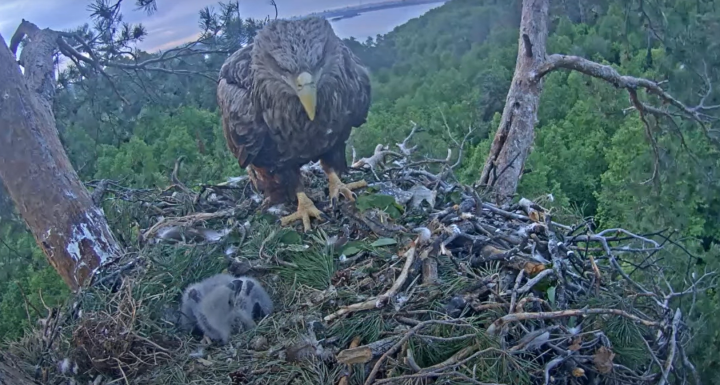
[4,123,714,385]
[70,278,180,379]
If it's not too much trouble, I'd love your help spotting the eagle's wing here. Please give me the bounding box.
[341,44,372,129]
[217,43,266,168]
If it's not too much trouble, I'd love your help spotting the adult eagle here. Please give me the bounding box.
[217,17,371,231]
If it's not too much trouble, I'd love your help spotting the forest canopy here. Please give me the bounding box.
[0,0,719,383]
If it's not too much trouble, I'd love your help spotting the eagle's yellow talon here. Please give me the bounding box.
[328,172,367,205]
[280,192,323,232]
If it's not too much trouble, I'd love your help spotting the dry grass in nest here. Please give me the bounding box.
[3,129,714,385]
[70,278,179,379]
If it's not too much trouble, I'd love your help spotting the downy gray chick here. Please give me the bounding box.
[195,282,253,344]
[180,274,274,344]
[196,277,274,344]
[179,273,236,334]
[231,276,274,321]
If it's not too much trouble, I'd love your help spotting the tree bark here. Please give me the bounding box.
[478,0,550,204]
[0,353,36,385]
[0,27,122,291]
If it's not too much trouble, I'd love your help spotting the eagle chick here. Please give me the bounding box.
[179,274,274,344]
[179,273,235,334]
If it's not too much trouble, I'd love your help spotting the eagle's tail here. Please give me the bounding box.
[247,165,301,206]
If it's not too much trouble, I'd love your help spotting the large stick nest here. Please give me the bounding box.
[70,278,181,378]
[3,123,714,385]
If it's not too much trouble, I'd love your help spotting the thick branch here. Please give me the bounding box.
[10,19,227,88]
[537,54,719,147]
[479,1,720,203]
[537,55,693,115]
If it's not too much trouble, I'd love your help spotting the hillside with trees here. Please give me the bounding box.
[351,1,720,375]
[0,0,719,383]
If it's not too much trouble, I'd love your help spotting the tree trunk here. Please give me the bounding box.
[478,0,550,204]
[0,27,121,291]
[0,353,36,385]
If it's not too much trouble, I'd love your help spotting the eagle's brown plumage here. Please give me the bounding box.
[217,17,371,231]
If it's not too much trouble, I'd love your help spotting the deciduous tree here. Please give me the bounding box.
[478,0,719,204]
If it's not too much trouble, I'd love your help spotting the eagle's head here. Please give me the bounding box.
[251,17,343,121]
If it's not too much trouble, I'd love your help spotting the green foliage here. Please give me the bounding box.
[329,311,388,348]
[92,107,238,188]
[348,0,519,159]
[0,236,70,341]
[355,193,404,219]
[277,241,336,291]
[2,0,720,381]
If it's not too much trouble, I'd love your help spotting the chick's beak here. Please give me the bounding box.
[295,72,317,121]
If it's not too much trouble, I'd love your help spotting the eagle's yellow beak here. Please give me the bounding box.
[295,72,317,121]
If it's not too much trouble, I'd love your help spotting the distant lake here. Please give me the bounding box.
[40,2,445,72]
[328,4,442,40]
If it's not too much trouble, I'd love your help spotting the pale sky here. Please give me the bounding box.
[0,0,441,53]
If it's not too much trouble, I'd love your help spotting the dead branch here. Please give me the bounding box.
[537,54,720,149]
[478,0,720,205]
[337,336,362,385]
[657,308,682,385]
[11,18,229,75]
[395,121,422,156]
[362,319,475,385]
[439,109,476,170]
[336,336,398,365]
[140,208,237,242]
[351,144,404,177]
[170,156,194,196]
[324,239,418,322]
[487,308,663,336]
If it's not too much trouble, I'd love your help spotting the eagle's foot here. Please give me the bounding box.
[280,192,323,232]
[328,172,367,207]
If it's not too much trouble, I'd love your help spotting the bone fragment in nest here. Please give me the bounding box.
[395,120,422,156]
